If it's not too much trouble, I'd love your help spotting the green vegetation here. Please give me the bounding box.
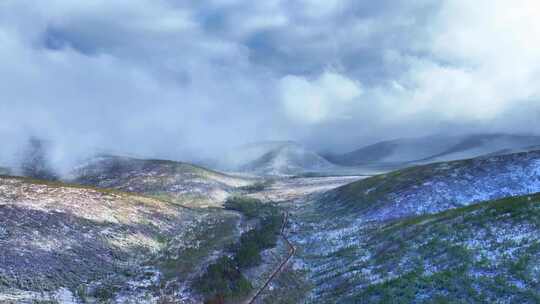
[151,192,216,208]
[158,210,239,281]
[355,267,482,303]
[93,284,120,301]
[235,214,282,268]
[261,267,313,304]
[70,155,252,208]
[323,158,479,215]
[239,180,274,192]
[195,196,284,303]
[224,196,264,218]
[0,174,138,197]
[224,195,280,219]
[293,172,326,178]
[227,196,283,270]
[225,196,283,270]
[344,193,540,303]
[330,164,443,213]
[194,256,253,304]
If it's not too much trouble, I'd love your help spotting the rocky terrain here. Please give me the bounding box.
[68,155,254,207]
[290,149,540,303]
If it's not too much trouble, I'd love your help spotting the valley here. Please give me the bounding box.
[0,161,362,303]
[4,1,539,303]
[2,144,540,303]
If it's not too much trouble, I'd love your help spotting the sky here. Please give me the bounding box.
[1,0,540,169]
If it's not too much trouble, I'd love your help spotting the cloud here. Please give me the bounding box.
[0,0,539,168]
[279,72,362,124]
[0,0,282,169]
[375,0,540,123]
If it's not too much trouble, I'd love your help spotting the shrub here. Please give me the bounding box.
[196,196,284,302]
[224,196,263,218]
[194,256,252,303]
[239,180,273,192]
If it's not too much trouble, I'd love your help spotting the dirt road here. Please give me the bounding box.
[246,211,295,304]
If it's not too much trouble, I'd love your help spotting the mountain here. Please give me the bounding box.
[309,193,540,303]
[220,141,297,170]
[321,149,540,221]
[233,141,336,176]
[291,149,540,303]
[327,133,540,168]
[0,175,242,303]
[5,140,540,303]
[67,155,254,207]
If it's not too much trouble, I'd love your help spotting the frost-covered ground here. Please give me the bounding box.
[0,176,242,303]
[68,155,254,207]
[247,176,364,202]
[291,150,540,303]
[322,150,540,221]
[297,194,540,303]
[4,149,540,303]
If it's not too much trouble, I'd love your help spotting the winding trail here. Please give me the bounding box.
[243,176,365,304]
[246,211,296,304]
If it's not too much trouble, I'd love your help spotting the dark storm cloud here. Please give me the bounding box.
[0,0,539,170]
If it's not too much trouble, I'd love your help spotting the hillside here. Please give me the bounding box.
[291,150,540,303]
[320,149,540,221]
[217,141,298,170]
[239,142,336,176]
[68,155,254,207]
[0,175,242,303]
[328,134,540,168]
[302,193,540,303]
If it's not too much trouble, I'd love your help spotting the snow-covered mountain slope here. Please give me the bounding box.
[239,142,336,176]
[327,133,540,168]
[299,193,540,303]
[0,175,242,303]
[220,141,298,169]
[67,155,254,207]
[292,150,540,303]
[321,150,540,221]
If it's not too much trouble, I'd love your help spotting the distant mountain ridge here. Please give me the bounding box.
[326,133,540,168]
[217,141,336,176]
[240,142,336,176]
